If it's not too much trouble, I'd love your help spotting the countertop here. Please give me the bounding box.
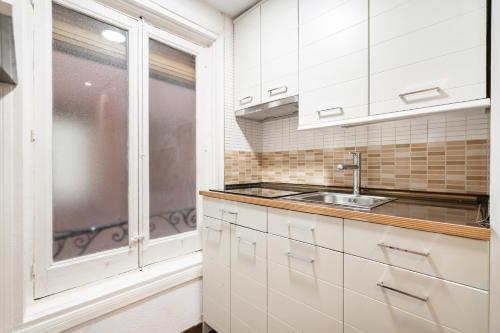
[199,186,490,240]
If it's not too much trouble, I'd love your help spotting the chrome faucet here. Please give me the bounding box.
[337,152,361,196]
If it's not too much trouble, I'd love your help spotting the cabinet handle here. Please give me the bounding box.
[268,86,288,96]
[236,235,256,246]
[239,96,253,105]
[286,252,315,263]
[377,282,429,302]
[205,226,222,233]
[399,87,441,101]
[287,222,315,232]
[220,209,237,216]
[378,243,429,257]
[316,107,343,118]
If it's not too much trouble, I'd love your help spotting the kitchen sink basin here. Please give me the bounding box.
[287,192,395,210]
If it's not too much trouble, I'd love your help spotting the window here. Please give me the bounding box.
[33,0,204,298]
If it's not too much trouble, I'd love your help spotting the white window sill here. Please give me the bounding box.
[17,252,202,333]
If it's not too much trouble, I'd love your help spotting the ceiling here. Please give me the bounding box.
[202,0,259,18]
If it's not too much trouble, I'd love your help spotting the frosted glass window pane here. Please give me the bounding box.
[52,4,129,261]
[148,39,196,239]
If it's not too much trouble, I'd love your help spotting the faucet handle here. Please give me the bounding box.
[349,151,360,157]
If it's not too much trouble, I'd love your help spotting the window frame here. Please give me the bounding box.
[33,0,141,298]
[139,23,203,267]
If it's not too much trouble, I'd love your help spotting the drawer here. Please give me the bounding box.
[231,225,267,284]
[268,208,343,250]
[268,234,342,285]
[204,197,267,231]
[203,297,230,333]
[268,289,343,333]
[202,217,230,266]
[344,254,488,333]
[344,219,489,289]
[345,288,465,333]
[268,254,342,319]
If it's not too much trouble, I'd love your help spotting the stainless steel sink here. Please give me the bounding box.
[287,192,395,210]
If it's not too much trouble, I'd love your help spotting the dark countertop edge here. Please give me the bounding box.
[199,190,491,241]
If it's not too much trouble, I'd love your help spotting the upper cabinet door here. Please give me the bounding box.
[261,0,298,103]
[370,0,487,115]
[234,6,261,110]
[298,0,369,130]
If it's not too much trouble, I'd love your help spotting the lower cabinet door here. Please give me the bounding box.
[231,225,268,333]
[267,234,343,333]
[344,254,489,333]
[202,218,230,333]
[345,288,465,333]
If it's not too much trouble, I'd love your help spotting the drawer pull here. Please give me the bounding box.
[236,235,256,247]
[287,222,315,232]
[316,107,343,118]
[377,282,429,302]
[268,86,288,96]
[378,243,429,257]
[220,209,238,217]
[286,252,315,264]
[205,226,222,233]
[239,96,253,105]
[399,86,441,101]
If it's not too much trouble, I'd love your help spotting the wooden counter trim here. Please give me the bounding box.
[199,191,490,241]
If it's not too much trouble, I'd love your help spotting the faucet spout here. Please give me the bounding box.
[336,152,361,195]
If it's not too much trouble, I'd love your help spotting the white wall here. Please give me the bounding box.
[65,280,202,333]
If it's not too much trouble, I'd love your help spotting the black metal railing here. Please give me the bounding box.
[53,208,196,260]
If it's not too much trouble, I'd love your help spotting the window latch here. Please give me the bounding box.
[129,234,145,248]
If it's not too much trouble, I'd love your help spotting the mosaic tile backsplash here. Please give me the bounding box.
[224,109,490,194]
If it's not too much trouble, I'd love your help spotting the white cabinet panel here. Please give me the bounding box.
[370,0,487,115]
[261,0,298,103]
[268,208,343,251]
[268,289,343,333]
[268,249,343,319]
[202,217,230,333]
[345,254,489,333]
[224,201,268,231]
[344,219,489,290]
[234,6,261,109]
[298,0,368,129]
[268,234,342,285]
[231,225,267,332]
[203,197,267,231]
[202,217,230,266]
[344,289,462,333]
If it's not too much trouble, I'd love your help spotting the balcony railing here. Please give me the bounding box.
[53,207,196,260]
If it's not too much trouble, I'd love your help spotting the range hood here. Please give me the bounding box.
[0,1,17,85]
[235,95,298,121]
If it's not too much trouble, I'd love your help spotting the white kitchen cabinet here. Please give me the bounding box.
[231,225,268,333]
[202,196,491,333]
[234,0,298,111]
[344,254,489,333]
[344,219,490,290]
[202,217,230,333]
[298,0,369,129]
[261,0,298,103]
[370,0,487,115]
[234,6,261,110]
[267,234,344,333]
